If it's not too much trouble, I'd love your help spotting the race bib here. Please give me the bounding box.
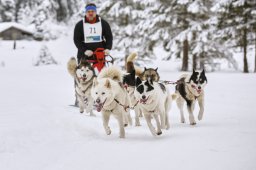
[83,17,103,43]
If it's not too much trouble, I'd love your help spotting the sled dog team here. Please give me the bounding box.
[67,53,207,138]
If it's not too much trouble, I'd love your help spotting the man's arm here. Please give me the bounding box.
[73,21,86,51]
[102,20,113,50]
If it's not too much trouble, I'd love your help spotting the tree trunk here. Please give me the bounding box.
[254,31,256,73]
[200,52,205,70]
[181,39,189,71]
[193,54,197,70]
[243,28,249,73]
[13,40,16,50]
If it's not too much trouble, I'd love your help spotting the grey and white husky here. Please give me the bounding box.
[67,57,96,116]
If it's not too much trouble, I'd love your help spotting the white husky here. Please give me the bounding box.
[91,66,131,138]
[134,77,172,136]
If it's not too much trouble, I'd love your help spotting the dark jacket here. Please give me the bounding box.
[73,15,113,61]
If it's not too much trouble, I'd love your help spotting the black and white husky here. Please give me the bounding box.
[174,69,207,125]
[134,77,172,136]
[67,57,96,116]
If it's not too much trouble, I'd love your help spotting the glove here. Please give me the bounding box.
[104,49,110,55]
[84,50,93,57]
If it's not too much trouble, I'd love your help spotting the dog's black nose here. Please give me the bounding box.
[96,99,100,103]
[142,95,146,99]
[83,74,86,77]
[198,86,201,89]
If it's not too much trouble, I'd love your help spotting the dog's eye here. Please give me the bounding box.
[102,92,105,95]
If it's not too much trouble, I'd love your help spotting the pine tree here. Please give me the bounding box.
[0,0,15,22]
[214,0,256,73]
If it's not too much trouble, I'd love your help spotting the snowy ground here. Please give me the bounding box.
[0,38,256,170]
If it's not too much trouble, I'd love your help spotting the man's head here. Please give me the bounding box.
[85,3,97,21]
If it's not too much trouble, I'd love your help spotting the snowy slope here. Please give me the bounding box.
[1,36,256,170]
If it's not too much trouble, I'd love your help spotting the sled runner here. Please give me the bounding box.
[87,48,114,73]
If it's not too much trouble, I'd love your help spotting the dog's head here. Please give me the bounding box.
[134,77,154,104]
[91,78,114,112]
[188,69,207,95]
[76,60,95,83]
[123,70,136,94]
[142,67,160,82]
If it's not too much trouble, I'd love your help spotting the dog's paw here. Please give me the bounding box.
[119,134,125,138]
[198,114,203,121]
[157,131,162,135]
[90,112,96,117]
[105,128,111,135]
[190,122,197,125]
[135,122,141,127]
[181,118,185,123]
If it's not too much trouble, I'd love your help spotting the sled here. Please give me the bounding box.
[87,48,114,73]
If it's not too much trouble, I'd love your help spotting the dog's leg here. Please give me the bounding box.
[153,114,162,135]
[117,112,125,138]
[127,110,133,126]
[187,101,196,125]
[134,106,141,126]
[198,93,204,121]
[87,96,96,116]
[176,97,185,123]
[139,110,143,117]
[144,113,157,136]
[165,111,170,130]
[77,95,85,113]
[159,111,166,129]
[102,112,111,135]
[123,112,128,127]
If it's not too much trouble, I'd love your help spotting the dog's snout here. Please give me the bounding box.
[96,98,101,103]
[83,74,86,77]
[198,86,201,89]
[142,95,146,99]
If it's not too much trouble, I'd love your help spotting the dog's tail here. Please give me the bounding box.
[126,52,144,76]
[98,66,123,82]
[67,57,77,77]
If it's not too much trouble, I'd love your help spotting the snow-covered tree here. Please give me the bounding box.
[34,45,58,66]
[213,0,256,73]
[0,0,15,22]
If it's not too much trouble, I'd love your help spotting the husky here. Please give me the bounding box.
[134,77,171,136]
[123,53,142,126]
[174,69,207,125]
[67,57,96,116]
[91,66,132,138]
[126,53,160,82]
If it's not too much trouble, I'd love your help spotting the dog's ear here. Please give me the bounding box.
[105,79,111,88]
[193,69,196,73]
[144,67,147,71]
[202,69,205,74]
[136,77,142,87]
[93,77,98,87]
[155,67,158,71]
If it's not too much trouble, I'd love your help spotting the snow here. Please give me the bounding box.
[0,22,33,34]
[0,35,256,170]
